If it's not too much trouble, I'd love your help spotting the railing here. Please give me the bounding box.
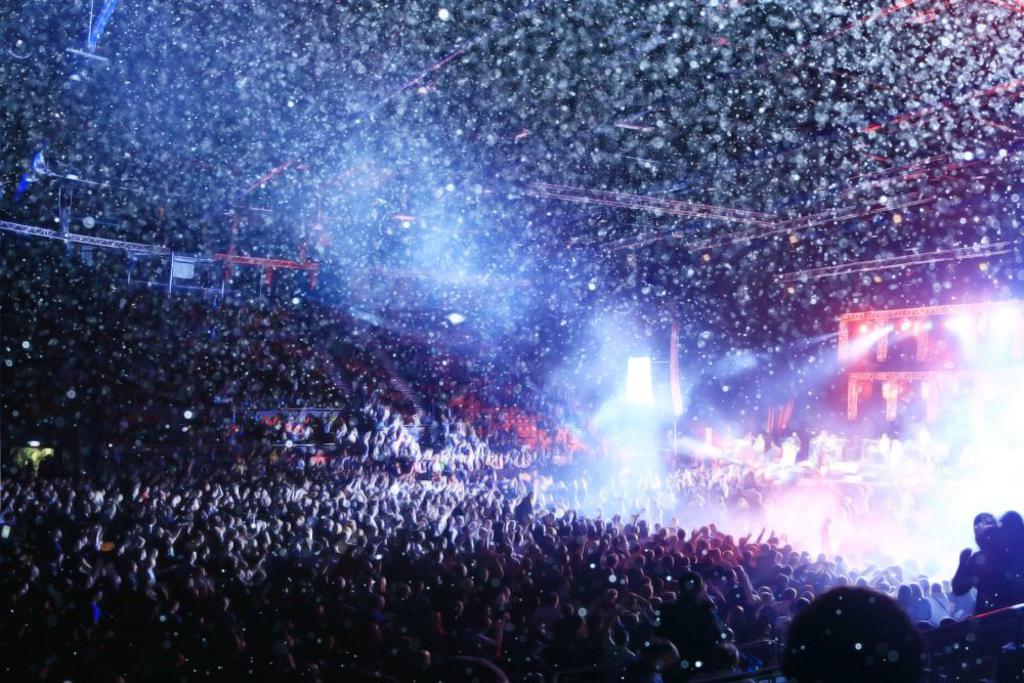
[692,668,783,683]
[549,663,617,683]
[734,638,780,671]
[551,664,782,683]
[549,641,779,683]
[550,605,1024,683]
[922,601,1024,683]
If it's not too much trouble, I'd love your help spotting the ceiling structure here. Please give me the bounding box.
[2,0,1024,368]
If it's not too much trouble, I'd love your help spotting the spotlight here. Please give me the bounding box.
[944,315,970,332]
[625,356,654,405]
[991,308,1021,336]
[446,313,466,325]
[858,323,869,334]
[900,319,912,332]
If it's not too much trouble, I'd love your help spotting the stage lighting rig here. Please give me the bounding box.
[66,0,122,71]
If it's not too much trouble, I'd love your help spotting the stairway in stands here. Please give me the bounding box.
[312,341,353,398]
[369,337,424,415]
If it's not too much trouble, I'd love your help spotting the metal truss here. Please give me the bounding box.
[0,219,168,255]
[778,242,1014,283]
[839,298,1024,324]
[0,219,316,273]
[527,183,774,225]
[529,183,940,253]
[686,192,937,250]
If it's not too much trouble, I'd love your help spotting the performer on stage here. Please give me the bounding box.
[781,432,800,467]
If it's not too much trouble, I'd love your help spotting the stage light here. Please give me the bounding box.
[900,319,912,332]
[990,308,1020,336]
[625,356,654,405]
[859,323,869,334]
[944,315,970,332]
[446,312,466,325]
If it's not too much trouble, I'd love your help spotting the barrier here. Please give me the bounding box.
[549,605,1024,683]
[551,664,782,683]
[922,602,1024,682]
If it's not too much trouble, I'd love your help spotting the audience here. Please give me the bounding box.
[2,261,1023,683]
[5,437,1020,682]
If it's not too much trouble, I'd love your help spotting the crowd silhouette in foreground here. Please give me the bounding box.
[3,439,1022,682]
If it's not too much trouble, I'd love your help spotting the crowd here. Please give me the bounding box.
[4,430,1022,683]
[2,274,344,450]
[4,258,1024,683]
[228,403,553,476]
[1,259,580,465]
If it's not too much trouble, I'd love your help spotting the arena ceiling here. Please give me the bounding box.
[3,1,1024,363]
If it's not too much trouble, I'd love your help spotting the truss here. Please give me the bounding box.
[846,369,1000,420]
[527,183,774,226]
[685,192,937,250]
[1,219,316,277]
[778,242,1013,283]
[530,182,943,253]
[840,298,1024,324]
[0,219,168,255]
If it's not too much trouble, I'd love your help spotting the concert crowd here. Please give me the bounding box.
[4,404,1024,683]
[4,270,1024,682]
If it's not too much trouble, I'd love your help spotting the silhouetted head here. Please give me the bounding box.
[782,587,923,683]
[974,513,998,546]
[1000,511,1024,543]
[896,584,912,607]
[977,524,1003,554]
